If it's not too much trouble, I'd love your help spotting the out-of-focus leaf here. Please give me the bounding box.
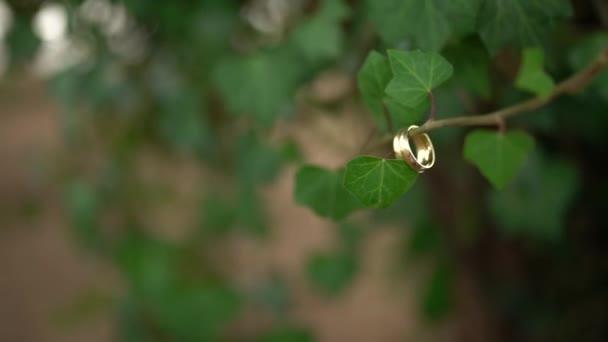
[367,0,482,51]
[372,180,429,225]
[477,0,572,53]
[65,182,100,250]
[344,156,417,208]
[445,37,491,99]
[489,153,579,240]
[516,48,555,97]
[214,50,302,126]
[154,283,242,341]
[407,222,442,260]
[157,90,212,155]
[307,252,357,296]
[5,16,40,65]
[463,130,535,189]
[201,193,236,236]
[385,50,453,108]
[118,296,155,342]
[236,132,283,185]
[421,264,453,321]
[291,0,349,62]
[237,186,268,236]
[115,236,178,298]
[295,165,363,220]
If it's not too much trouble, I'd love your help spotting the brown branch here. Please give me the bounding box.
[362,46,608,154]
[408,46,608,136]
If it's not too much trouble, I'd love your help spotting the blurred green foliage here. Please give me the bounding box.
[2,0,608,341]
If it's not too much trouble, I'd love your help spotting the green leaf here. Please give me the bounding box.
[155,284,242,341]
[236,132,283,185]
[291,0,349,61]
[65,182,101,250]
[385,50,453,108]
[358,51,392,120]
[295,166,363,220]
[344,156,418,208]
[367,0,482,51]
[385,98,429,128]
[358,51,429,130]
[201,194,236,236]
[489,153,579,240]
[445,37,492,99]
[421,265,453,321]
[477,0,572,53]
[307,252,357,296]
[516,48,555,97]
[258,326,313,342]
[463,130,534,189]
[116,236,178,298]
[214,50,301,126]
[5,16,41,65]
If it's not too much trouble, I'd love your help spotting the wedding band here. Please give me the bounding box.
[393,125,435,173]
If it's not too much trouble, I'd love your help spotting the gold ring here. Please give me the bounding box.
[393,125,435,173]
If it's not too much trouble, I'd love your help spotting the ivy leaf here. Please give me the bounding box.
[358,51,429,130]
[516,48,555,97]
[358,51,392,120]
[385,98,429,128]
[214,50,301,126]
[385,50,453,109]
[295,166,363,220]
[307,252,357,296]
[344,156,418,208]
[65,181,101,250]
[478,0,573,53]
[421,264,453,321]
[445,37,491,99]
[367,0,482,51]
[291,0,349,62]
[463,130,534,189]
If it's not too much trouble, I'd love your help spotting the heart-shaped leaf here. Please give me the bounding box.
[385,50,453,108]
[463,130,534,189]
[516,48,555,97]
[344,156,417,208]
[295,165,362,220]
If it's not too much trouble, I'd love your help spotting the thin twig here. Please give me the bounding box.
[362,46,608,152]
[427,92,436,122]
[408,47,608,136]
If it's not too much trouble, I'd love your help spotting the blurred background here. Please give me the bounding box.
[0,0,607,341]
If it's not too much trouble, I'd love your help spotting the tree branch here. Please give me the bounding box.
[408,46,608,136]
[362,47,608,154]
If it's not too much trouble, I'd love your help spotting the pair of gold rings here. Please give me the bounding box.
[393,125,435,173]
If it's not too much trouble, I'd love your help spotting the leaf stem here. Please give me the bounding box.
[427,92,436,122]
